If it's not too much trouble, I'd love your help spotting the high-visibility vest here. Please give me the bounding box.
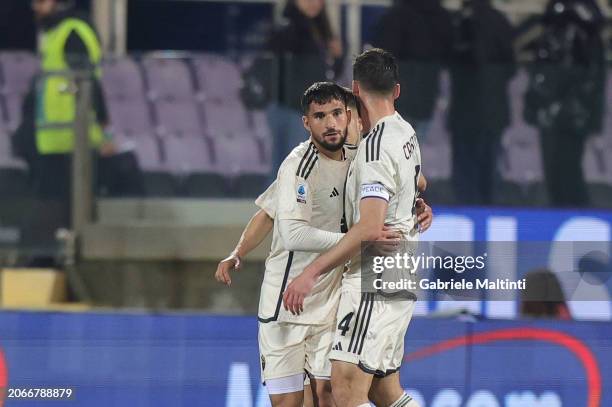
[36,17,104,154]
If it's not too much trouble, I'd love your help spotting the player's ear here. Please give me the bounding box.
[346,107,352,126]
[352,80,360,96]
[393,83,400,100]
[302,115,310,132]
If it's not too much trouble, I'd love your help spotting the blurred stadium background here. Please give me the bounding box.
[0,0,611,406]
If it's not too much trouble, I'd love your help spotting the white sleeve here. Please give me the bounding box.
[278,218,344,252]
[255,180,278,219]
[358,147,397,201]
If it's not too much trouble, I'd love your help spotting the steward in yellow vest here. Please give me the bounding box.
[34,0,107,154]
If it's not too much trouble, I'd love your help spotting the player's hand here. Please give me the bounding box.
[283,270,317,315]
[415,198,433,232]
[372,225,401,256]
[214,253,241,286]
[379,225,402,241]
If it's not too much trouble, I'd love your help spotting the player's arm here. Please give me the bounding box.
[283,196,388,314]
[279,219,344,252]
[418,173,427,193]
[215,180,277,286]
[274,157,344,253]
[215,209,274,286]
[416,173,432,232]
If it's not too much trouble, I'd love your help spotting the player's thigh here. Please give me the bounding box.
[259,321,308,382]
[369,372,405,407]
[266,373,306,407]
[269,389,303,407]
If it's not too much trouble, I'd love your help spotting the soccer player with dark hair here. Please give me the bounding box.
[284,49,423,407]
[217,82,403,407]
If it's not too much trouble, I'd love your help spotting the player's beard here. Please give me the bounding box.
[314,127,347,152]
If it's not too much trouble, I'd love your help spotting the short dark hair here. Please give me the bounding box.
[353,48,399,95]
[301,82,347,114]
[342,86,361,118]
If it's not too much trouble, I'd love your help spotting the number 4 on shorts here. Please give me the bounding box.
[337,312,354,336]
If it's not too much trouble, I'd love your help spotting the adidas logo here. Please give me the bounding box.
[329,187,340,198]
[332,342,343,351]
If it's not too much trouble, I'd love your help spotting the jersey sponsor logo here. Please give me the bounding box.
[297,183,308,204]
[329,187,340,198]
[361,183,389,201]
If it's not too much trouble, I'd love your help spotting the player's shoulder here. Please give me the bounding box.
[343,143,358,161]
[361,113,415,162]
[381,112,416,144]
[279,140,319,180]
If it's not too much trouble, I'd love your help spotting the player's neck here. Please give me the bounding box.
[319,148,343,161]
[361,94,395,132]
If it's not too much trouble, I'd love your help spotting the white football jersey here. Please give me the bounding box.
[256,140,357,324]
[343,112,422,290]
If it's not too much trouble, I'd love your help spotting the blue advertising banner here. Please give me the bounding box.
[418,207,612,320]
[0,311,609,407]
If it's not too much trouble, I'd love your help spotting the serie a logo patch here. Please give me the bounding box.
[296,183,308,204]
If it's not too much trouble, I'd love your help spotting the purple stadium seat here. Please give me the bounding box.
[212,136,270,177]
[113,134,164,173]
[193,54,242,101]
[250,110,272,160]
[0,128,25,170]
[0,51,38,95]
[499,132,544,184]
[101,57,145,99]
[141,57,195,101]
[3,93,23,131]
[154,99,203,136]
[202,100,250,138]
[162,135,216,174]
[0,97,7,129]
[107,95,153,138]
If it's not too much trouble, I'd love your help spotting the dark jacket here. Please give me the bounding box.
[247,3,341,112]
[12,8,108,164]
[372,0,453,121]
[523,0,605,134]
[447,0,516,135]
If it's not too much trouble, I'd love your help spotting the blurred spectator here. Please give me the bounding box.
[0,0,36,49]
[447,0,515,206]
[523,0,606,207]
[371,0,453,143]
[12,0,143,265]
[12,0,144,202]
[521,269,572,319]
[242,0,343,176]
